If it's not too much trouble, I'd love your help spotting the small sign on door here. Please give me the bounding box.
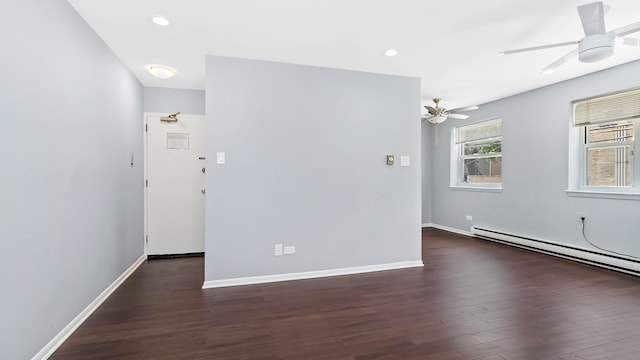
[167,133,189,150]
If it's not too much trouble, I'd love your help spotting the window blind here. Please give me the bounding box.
[574,88,640,126]
[455,119,502,144]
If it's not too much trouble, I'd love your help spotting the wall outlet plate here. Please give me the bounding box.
[577,212,587,222]
[274,244,283,256]
[284,246,296,255]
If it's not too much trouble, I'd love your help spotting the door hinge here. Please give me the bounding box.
[145,179,148,188]
[145,124,148,132]
[145,235,148,243]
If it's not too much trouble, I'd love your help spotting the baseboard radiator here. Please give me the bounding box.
[470,226,640,277]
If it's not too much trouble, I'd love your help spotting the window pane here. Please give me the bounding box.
[588,122,634,144]
[587,146,631,186]
[463,138,501,156]
[464,157,502,183]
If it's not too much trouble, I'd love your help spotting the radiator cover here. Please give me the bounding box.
[470,226,640,276]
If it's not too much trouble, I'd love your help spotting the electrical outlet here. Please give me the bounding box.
[466,215,473,221]
[284,246,296,255]
[577,212,587,223]
[274,244,283,256]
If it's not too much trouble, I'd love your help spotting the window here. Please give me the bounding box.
[573,88,640,194]
[452,118,502,188]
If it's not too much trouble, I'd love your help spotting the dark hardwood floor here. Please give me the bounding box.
[52,228,640,359]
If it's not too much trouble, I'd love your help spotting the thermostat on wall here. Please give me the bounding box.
[386,155,394,165]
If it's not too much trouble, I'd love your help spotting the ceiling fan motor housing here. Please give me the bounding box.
[578,32,615,63]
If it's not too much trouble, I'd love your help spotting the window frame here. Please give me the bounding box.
[450,118,503,190]
[579,120,638,192]
[568,87,640,200]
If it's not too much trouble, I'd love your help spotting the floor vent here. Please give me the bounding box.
[470,226,640,276]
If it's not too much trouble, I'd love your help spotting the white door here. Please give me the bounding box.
[145,113,205,256]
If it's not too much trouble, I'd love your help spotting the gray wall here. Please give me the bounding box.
[428,60,640,257]
[421,123,434,225]
[205,56,422,281]
[0,1,144,358]
[144,87,205,115]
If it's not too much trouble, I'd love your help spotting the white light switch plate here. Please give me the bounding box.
[400,156,410,167]
[217,152,225,165]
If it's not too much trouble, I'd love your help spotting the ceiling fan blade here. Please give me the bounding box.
[578,1,606,36]
[541,47,579,74]
[425,106,437,115]
[498,41,578,56]
[452,105,479,112]
[613,21,640,37]
[447,113,469,120]
[620,37,640,47]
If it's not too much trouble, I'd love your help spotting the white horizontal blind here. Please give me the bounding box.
[574,88,640,126]
[455,118,502,144]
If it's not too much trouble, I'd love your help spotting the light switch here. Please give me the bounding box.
[400,156,410,167]
[216,152,225,165]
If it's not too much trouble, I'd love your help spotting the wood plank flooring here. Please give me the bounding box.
[51,228,640,359]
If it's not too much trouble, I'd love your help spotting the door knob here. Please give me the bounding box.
[201,187,206,194]
[201,167,206,173]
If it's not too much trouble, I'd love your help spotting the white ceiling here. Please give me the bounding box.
[67,0,640,110]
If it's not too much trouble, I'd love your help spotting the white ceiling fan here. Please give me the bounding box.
[498,1,640,74]
[422,98,478,124]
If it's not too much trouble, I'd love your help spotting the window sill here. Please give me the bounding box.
[449,185,503,193]
[566,190,640,201]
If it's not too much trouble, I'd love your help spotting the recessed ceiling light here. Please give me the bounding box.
[384,49,398,57]
[151,16,170,26]
[146,64,177,79]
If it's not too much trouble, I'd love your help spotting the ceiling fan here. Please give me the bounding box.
[422,98,478,124]
[498,1,640,74]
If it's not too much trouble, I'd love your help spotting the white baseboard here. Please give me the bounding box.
[202,260,424,289]
[32,255,146,360]
[423,223,472,237]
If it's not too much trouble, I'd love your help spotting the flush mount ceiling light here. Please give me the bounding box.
[384,49,398,57]
[146,64,177,79]
[151,16,170,26]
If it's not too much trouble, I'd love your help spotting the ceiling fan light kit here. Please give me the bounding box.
[426,115,448,124]
[579,32,614,62]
